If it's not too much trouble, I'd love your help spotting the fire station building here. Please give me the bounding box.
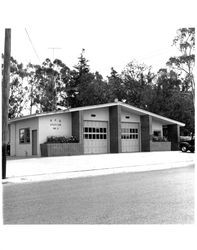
[8,102,184,157]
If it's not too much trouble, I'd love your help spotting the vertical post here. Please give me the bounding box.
[109,105,121,153]
[167,124,180,151]
[140,115,152,152]
[2,29,11,179]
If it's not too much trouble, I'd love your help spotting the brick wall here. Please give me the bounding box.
[72,111,84,151]
[167,124,180,150]
[72,111,80,140]
[150,141,171,151]
[109,105,121,153]
[140,115,152,152]
[40,143,83,156]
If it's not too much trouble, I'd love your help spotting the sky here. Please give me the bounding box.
[1,0,196,78]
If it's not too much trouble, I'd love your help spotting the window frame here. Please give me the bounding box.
[83,126,107,140]
[121,126,139,140]
[19,128,30,144]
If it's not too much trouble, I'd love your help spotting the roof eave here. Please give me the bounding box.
[118,102,185,127]
[8,101,185,127]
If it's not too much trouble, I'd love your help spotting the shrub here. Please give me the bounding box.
[45,136,79,144]
[151,135,168,142]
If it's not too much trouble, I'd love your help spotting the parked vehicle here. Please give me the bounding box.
[179,138,195,153]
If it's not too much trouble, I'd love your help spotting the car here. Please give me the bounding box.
[179,138,195,153]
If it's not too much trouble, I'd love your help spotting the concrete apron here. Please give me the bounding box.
[3,151,195,184]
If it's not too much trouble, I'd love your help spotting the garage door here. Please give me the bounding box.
[121,123,140,152]
[83,121,108,154]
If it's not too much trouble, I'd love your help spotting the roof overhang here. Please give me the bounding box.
[119,102,185,126]
[8,102,185,127]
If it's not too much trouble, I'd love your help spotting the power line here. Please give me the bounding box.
[25,28,40,63]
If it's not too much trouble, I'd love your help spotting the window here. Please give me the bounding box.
[121,127,138,140]
[19,128,30,143]
[153,131,161,137]
[83,127,107,140]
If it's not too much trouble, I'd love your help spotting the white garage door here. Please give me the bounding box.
[121,123,140,152]
[83,121,108,154]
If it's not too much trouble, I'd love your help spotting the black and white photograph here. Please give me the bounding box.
[1,0,196,249]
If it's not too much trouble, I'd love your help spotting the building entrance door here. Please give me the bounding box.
[32,130,37,155]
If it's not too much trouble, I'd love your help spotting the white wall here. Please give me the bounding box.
[152,119,163,136]
[121,110,140,123]
[38,113,72,155]
[83,108,109,121]
[11,118,39,157]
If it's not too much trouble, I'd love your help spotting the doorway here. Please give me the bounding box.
[32,130,37,155]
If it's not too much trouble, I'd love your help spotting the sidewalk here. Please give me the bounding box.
[3,151,195,184]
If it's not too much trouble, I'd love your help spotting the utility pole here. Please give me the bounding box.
[2,29,11,179]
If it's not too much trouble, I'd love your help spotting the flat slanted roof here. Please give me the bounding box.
[8,102,185,127]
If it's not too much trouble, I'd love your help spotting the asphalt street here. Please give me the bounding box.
[3,165,194,224]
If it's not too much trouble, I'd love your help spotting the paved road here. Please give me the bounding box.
[3,165,194,224]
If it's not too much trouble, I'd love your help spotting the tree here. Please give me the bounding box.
[70,50,110,107]
[149,68,194,135]
[77,71,109,106]
[91,71,109,104]
[70,49,95,107]
[149,69,178,114]
[25,62,40,114]
[5,56,26,118]
[107,67,126,102]
[168,91,194,136]
[55,59,72,109]
[167,28,195,104]
[31,58,71,112]
[121,61,155,109]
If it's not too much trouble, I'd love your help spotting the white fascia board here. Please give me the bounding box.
[8,102,185,127]
[119,102,185,127]
[68,102,117,112]
[8,111,65,123]
[8,103,118,124]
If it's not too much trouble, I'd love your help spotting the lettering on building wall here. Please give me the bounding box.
[49,118,62,130]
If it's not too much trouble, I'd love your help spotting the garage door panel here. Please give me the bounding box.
[121,123,139,152]
[83,121,108,154]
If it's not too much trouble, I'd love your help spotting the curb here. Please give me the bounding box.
[2,160,194,184]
